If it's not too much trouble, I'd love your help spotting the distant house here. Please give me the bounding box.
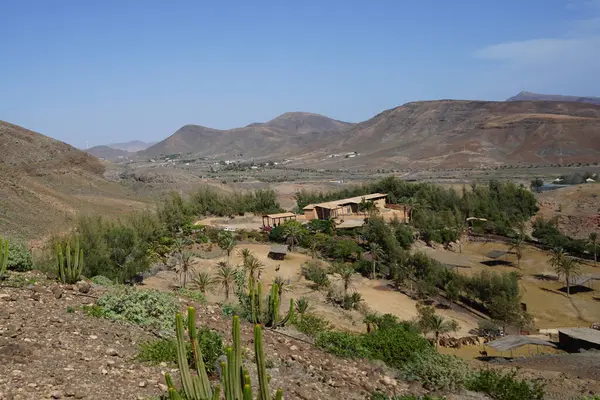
[268,245,288,260]
[262,212,297,228]
[311,193,388,220]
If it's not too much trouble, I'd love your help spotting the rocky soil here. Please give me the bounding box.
[0,276,411,400]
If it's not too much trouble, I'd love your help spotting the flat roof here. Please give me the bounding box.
[487,335,556,352]
[302,204,317,210]
[264,212,297,218]
[269,245,288,254]
[559,328,600,345]
[313,193,388,210]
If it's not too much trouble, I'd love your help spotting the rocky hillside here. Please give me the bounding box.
[0,121,147,240]
[300,100,600,169]
[86,145,131,160]
[139,112,354,158]
[507,91,600,106]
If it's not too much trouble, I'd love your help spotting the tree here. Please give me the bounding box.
[336,265,355,294]
[368,242,384,279]
[428,314,460,349]
[554,256,581,297]
[215,261,236,299]
[588,232,599,265]
[401,197,430,224]
[273,276,290,299]
[237,248,253,265]
[175,249,194,288]
[509,234,525,268]
[530,178,544,192]
[193,271,215,294]
[282,221,305,252]
[217,232,236,260]
[549,247,568,272]
[245,255,265,284]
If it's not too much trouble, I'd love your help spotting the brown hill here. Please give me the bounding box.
[0,121,147,240]
[303,100,600,168]
[139,112,354,158]
[507,91,600,106]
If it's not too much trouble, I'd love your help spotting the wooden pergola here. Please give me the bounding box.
[262,212,297,227]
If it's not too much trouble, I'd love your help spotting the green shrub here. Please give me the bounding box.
[222,304,236,317]
[90,275,115,286]
[360,321,432,368]
[315,331,370,359]
[467,369,544,400]
[300,260,330,289]
[138,327,222,374]
[7,241,33,272]
[94,287,179,331]
[402,352,472,392]
[176,287,207,303]
[293,313,331,337]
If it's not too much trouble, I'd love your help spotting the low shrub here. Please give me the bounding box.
[7,241,33,272]
[90,275,115,286]
[315,331,370,359]
[300,260,330,289]
[293,313,331,337]
[402,352,472,392]
[467,369,545,400]
[176,287,207,303]
[137,327,222,374]
[94,287,179,332]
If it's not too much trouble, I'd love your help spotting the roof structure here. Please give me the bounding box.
[486,335,557,352]
[263,212,296,218]
[302,204,317,210]
[269,245,288,254]
[559,328,600,345]
[486,250,508,259]
[312,193,388,210]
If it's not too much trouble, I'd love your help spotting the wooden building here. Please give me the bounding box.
[262,212,297,228]
[306,193,388,221]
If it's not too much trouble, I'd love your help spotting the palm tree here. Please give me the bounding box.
[588,232,599,265]
[555,256,581,297]
[237,248,254,265]
[368,242,384,280]
[273,276,291,299]
[509,234,525,268]
[193,271,215,295]
[428,315,460,349]
[337,265,355,294]
[283,223,304,252]
[175,250,194,288]
[215,261,236,300]
[363,312,379,333]
[217,232,237,260]
[401,197,430,224]
[550,247,568,272]
[244,256,265,283]
[306,236,319,259]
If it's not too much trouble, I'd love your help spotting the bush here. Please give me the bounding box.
[177,288,207,303]
[360,321,432,368]
[467,369,545,400]
[90,275,115,286]
[300,260,330,289]
[137,327,223,374]
[94,287,179,332]
[315,331,370,359]
[293,313,331,337]
[7,241,33,272]
[401,352,472,392]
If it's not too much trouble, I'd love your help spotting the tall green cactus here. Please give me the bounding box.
[165,308,284,400]
[55,240,84,284]
[0,237,8,280]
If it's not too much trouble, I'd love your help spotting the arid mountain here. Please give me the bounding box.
[139,112,354,158]
[301,100,600,169]
[507,91,600,106]
[86,145,131,160]
[0,121,147,240]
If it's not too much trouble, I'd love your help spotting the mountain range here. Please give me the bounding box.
[506,91,600,106]
[86,140,157,159]
[139,95,600,168]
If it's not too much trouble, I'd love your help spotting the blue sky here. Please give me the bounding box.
[1,0,599,148]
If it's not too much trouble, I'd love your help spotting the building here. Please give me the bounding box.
[558,328,600,352]
[262,212,297,228]
[268,245,288,260]
[304,193,388,221]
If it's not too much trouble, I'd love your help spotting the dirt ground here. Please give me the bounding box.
[419,240,600,329]
[145,243,481,336]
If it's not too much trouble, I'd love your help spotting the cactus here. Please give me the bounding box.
[0,237,8,280]
[165,308,284,400]
[55,240,84,284]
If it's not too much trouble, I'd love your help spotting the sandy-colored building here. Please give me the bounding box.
[262,212,297,227]
[304,193,388,221]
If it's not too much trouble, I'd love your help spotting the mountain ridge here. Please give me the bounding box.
[507,91,600,105]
